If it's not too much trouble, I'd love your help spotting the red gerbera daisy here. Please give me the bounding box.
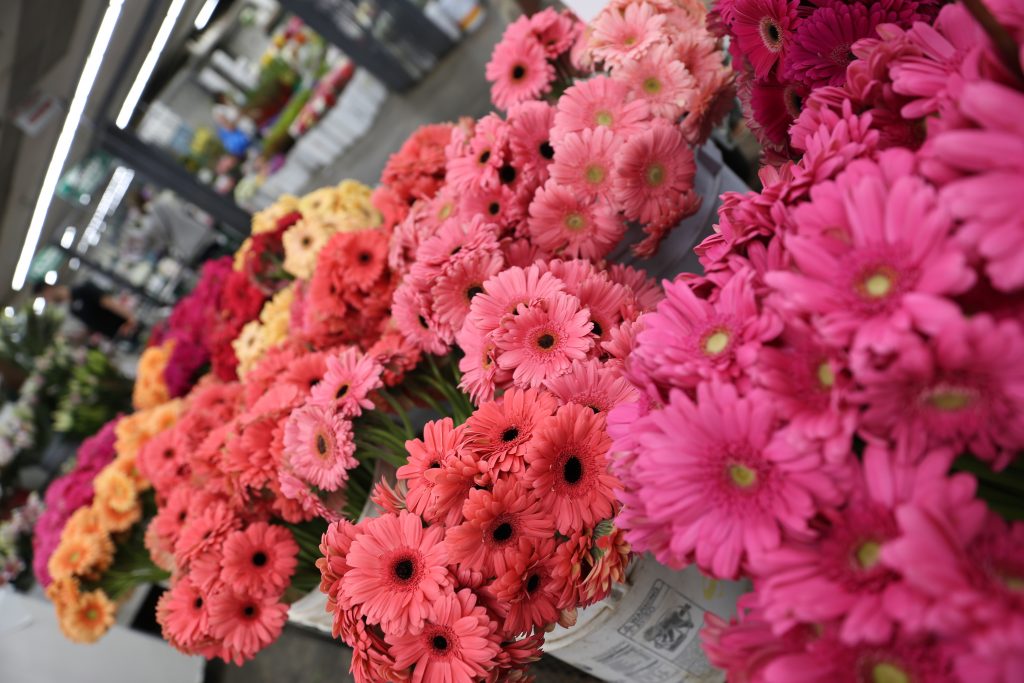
[219,523,298,599]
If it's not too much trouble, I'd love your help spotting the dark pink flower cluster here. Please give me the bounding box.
[611,7,1024,680]
[318,384,631,683]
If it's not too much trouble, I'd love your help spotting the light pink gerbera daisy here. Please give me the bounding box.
[386,588,501,682]
[341,511,450,635]
[465,264,566,336]
[611,120,696,225]
[445,478,554,576]
[730,0,799,79]
[219,523,298,600]
[544,357,638,413]
[590,2,667,69]
[208,589,288,665]
[573,273,628,345]
[612,43,697,119]
[487,538,565,638]
[446,115,508,193]
[549,127,621,199]
[432,250,505,335]
[485,31,555,111]
[622,381,842,578]
[527,181,625,260]
[397,417,466,520]
[309,348,383,417]
[552,76,650,139]
[524,402,618,535]
[463,386,557,473]
[508,101,557,177]
[496,292,594,389]
[283,403,358,491]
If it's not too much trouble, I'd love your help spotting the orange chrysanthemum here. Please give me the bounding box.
[93,467,141,533]
[59,588,116,643]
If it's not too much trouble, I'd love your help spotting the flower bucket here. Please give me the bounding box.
[545,555,750,683]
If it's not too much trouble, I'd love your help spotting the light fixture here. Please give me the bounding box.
[60,226,77,249]
[44,270,58,285]
[11,0,125,292]
[33,297,46,314]
[194,0,220,30]
[79,166,135,253]
[116,0,187,129]
[3,306,14,318]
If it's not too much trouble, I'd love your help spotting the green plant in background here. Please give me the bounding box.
[53,349,132,439]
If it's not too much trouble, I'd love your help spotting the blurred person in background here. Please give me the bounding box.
[33,281,137,341]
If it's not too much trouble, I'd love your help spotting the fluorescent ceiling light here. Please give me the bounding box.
[116,0,187,129]
[60,226,77,249]
[79,166,134,253]
[44,270,58,285]
[194,0,220,30]
[33,297,46,314]
[11,0,124,292]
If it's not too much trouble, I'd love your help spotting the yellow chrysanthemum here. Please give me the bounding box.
[282,219,333,279]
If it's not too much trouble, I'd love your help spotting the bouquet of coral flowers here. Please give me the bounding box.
[608,2,1024,680]
[317,385,631,683]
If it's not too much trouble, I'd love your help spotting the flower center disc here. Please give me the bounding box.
[926,387,973,411]
[704,330,730,355]
[565,212,586,231]
[432,635,449,651]
[511,65,526,81]
[872,663,910,683]
[643,77,662,94]
[729,464,757,489]
[585,164,606,185]
[594,110,614,127]
[856,540,881,569]
[759,18,783,50]
[86,608,98,621]
[645,163,666,187]
[817,362,835,388]
[316,433,329,456]
[861,270,894,299]
[537,333,556,349]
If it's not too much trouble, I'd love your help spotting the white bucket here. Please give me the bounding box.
[545,555,750,683]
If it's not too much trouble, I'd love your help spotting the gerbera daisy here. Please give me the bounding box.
[386,588,502,682]
[465,264,566,336]
[432,250,506,336]
[282,403,357,491]
[157,576,210,650]
[60,588,116,644]
[331,228,391,291]
[486,538,565,637]
[456,330,507,405]
[208,588,289,665]
[446,115,508,192]
[548,127,620,199]
[458,184,524,232]
[341,511,451,634]
[552,76,650,139]
[174,501,241,569]
[613,43,697,120]
[784,2,884,89]
[309,347,383,417]
[611,120,696,225]
[496,292,594,389]
[748,74,809,148]
[445,478,554,576]
[425,449,484,528]
[527,182,624,260]
[282,218,333,280]
[393,283,450,356]
[730,0,799,79]
[573,273,628,345]
[397,417,466,519]
[590,2,667,68]
[462,386,557,473]
[544,358,637,413]
[220,523,298,600]
[508,101,557,177]
[528,7,578,57]
[486,31,555,111]
[524,402,618,535]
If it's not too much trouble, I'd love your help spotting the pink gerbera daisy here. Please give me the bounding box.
[572,273,628,345]
[283,403,358,491]
[524,402,618,535]
[552,76,650,139]
[611,120,696,225]
[784,2,884,89]
[613,43,697,120]
[508,101,557,177]
[425,450,483,528]
[544,358,638,414]
[219,523,298,600]
[432,250,505,335]
[208,589,288,665]
[748,74,807,148]
[486,31,555,111]
[397,417,466,520]
[496,292,594,389]
[465,264,566,336]
[446,115,508,193]
[730,0,799,79]
[549,127,620,199]
[157,577,210,650]
[487,538,565,637]
[456,330,508,405]
[174,501,240,569]
[309,348,383,417]
[393,283,450,356]
[386,588,502,682]
[445,478,554,576]
[341,511,450,635]
[527,181,624,260]
[590,2,666,68]
[463,386,557,473]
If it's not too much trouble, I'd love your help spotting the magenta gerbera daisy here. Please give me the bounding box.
[496,292,594,389]
[485,30,555,111]
[552,76,650,140]
[219,522,298,600]
[386,588,502,681]
[340,511,450,635]
[784,2,888,89]
[611,120,696,225]
[524,402,618,535]
[730,0,799,79]
[548,127,620,198]
[463,386,557,473]
[309,347,383,417]
[283,403,358,491]
[527,181,625,260]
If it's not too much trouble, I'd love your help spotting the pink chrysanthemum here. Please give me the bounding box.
[486,31,555,111]
[524,402,618,535]
[613,43,697,120]
[463,386,557,473]
[544,358,637,414]
[445,478,554,576]
[730,0,799,79]
[527,181,624,260]
[157,577,210,650]
[496,292,594,389]
[590,2,667,68]
[283,403,358,491]
[552,76,650,140]
[397,417,466,520]
[219,523,298,600]
[465,264,566,336]
[487,538,565,637]
[387,588,502,682]
[611,120,696,225]
[208,589,288,665]
[309,348,383,417]
[508,101,557,178]
[549,127,621,199]
[617,381,842,578]
[341,511,450,634]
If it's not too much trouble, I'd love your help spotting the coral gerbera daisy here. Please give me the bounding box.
[527,181,625,260]
[157,576,210,650]
[282,403,358,491]
[463,386,557,473]
[219,523,299,600]
[309,347,383,418]
[549,127,620,199]
[486,30,555,111]
[613,43,697,120]
[394,283,450,356]
[730,0,799,79]
[465,264,566,336]
[456,330,508,406]
[341,511,450,635]
[496,292,594,389]
[552,76,650,140]
[612,120,696,225]
[432,251,506,337]
[386,588,502,682]
[590,2,667,68]
[487,537,566,637]
[544,357,638,414]
[208,589,289,665]
[524,402,618,535]
[397,417,466,520]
